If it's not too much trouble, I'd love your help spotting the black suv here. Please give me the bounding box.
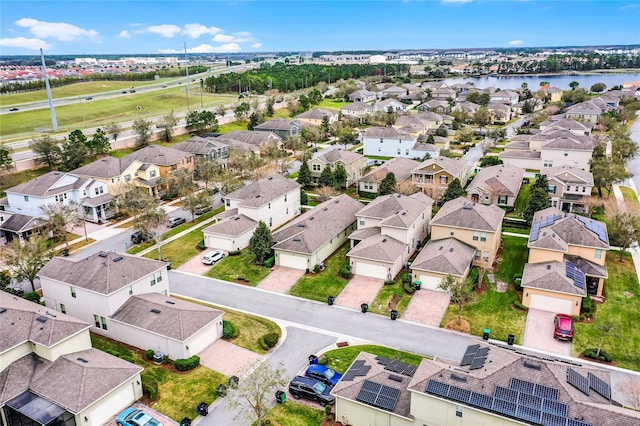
[288,376,335,406]
[131,231,151,244]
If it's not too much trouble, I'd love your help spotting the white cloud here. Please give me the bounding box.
[119,30,130,39]
[16,18,98,41]
[183,23,222,38]
[508,39,524,46]
[159,42,241,54]
[251,43,262,49]
[212,33,253,43]
[619,3,639,9]
[442,0,473,3]
[0,37,52,50]
[147,24,182,38]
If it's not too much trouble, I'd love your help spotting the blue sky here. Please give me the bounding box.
[1,1,639,55]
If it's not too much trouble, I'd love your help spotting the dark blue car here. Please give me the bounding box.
[305,364,343,386]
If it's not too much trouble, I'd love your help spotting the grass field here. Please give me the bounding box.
[288,244,350,302]
[204,250,271,286]
[369,278,413,317]
[619,185,639,204]
[495,235,529,283]
[265,403,324,426]
[318,99,347,110]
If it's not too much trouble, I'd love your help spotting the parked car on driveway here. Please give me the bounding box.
[116,407,163,426]
[167,216,186,228]
[554,313,574,342]
[202,250,225,265]
[288,375,335,406]
[306,364,343,386]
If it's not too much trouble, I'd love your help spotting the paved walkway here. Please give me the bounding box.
[335,275,384,310]
[523,309,571,356]
[199,340,263,378]
[257,266,305,292]
[178,252,214,275]
[402,289,451,326]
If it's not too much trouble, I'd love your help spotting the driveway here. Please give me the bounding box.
[402,289,451,326]
[335,275,384,310]
[104,401,177,426]
[199,339,263,377]
[523,309,571,356]
[178,252,213,275]
[257,266,304,293]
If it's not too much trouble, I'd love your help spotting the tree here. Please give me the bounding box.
[30,135,62,170]
[531,174,549,192]
[594,321,615,357]
[88,128,111,156]
[41,202,81,251]
[603,198,640,261]
[265,97,275,117]
[437,275,474,326]
[590,157,630,197]
[133,118,152,149]
[315,186,339,202]
[59,135,88,171]
[68,129,87,150]
[379,172,397,195]
[435,127,449,137]
[309,88,323,105]
[0,146,13,186]
[249,221,274,264]
[611,128,639,162]
[298,94,311,111]
[186,110,219,133]
[569,81,580,90]
[479,156,503,167]
[472,107,492,131]
[234,102,251,120]
[226,361,288,426]
[466,91,480,104]
[338,128,357,149]
[523,187,551,223]
[160,111,178,142]
[456,127,474,144]
[247,111,260,130]
[105,122,121,143]
[478,92,491,106]
[333,163,347,189]
[183,190,213,222]
[320,116,330,134]
[195,157,219,191]
[590,82,607,93]
[393,179,417,195]
[0,235,53,292]
[441,178,465,205]
[135,199,168,261]
[318,166,335,187]
[521,99,535,114]
[168,168,197,202]
[300,188,308,205]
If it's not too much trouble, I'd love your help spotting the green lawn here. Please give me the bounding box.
[502,227,530,235]
[619,186,639,204]
[218,120,249,133]
[318,99,347,110]
[90,334,226,421]
[204,249,271,286]
[514,183,532,215]
[369,279,413,317]
[495,235,529,283]
[321,344,425,374]
[266,403,325,426]
[288,244,350,302]
[572,251,640,370]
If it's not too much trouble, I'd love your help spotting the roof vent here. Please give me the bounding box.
[113,256,123,262]
[268,176,273,180]
[98,253,108,258]
[297,224,306,228]
[524,360,541,370]
[323,208,328,211]
[546,264,551,270]
[165,301,175,305]
[234,217,240,221]
[451,373,468,382]
[449,248,454,252]
[0,307,5,314]
[36,316,48,323]
[77,357,88,363]
[439,246,443,251]
[334,200,340,204]
[46,312,56,318]
[388,374,403,382]
[293,238,302,242]
[309,217,315,221]
[382,238,387,243]
[151,309,161,314]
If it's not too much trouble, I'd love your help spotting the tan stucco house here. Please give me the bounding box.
[411,157,470,200]
[410,237,476,291]
[466,164,524,208]
[308,148,368,187]
[358,157,420,195]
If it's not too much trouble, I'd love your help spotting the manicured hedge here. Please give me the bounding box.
[146,349,155,360]
[223,320,238,339]
[142,376,159,400]
[259,332,280,350]
[583,349,613,363]
[174,355,200,371]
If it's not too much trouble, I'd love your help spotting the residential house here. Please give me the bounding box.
[358,157,420,194]
[565,103,603,123]
[348,90,376,103]
[362,127,438,159]
[452,101,481,120]
[487,102,514,123]
[394,112,443,135]
[295,108,339,126]
[379,86,408,99]
[522,207,609,313]
[541,165,594,213]
[411,157,471,199]
[121,145,195,178]
[490,89,520,105]
[515,97,544,114]
[0,211,45,246]
[347,193,433,280]
[410,238,476,290]
[417,99,451,114]
[221,130,284,150]
[373,98,408,113]
[203,174,301,251]
[254,118,309,139]
[173,135,229,161]
[430,197,505,267]
[308,148,368,187]
[272,194,363,270]
[541,86,563,102]
[341,102,374,119]
[3,171,114,223]
[430,87,456,101]
[0,290,144,426]
[331,347,640,426]
[466,164,525,208]
[539,119,593,136]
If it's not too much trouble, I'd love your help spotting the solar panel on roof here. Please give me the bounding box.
[566,262,585,289]
[426,380,450,397]
[356,380,400,412]
[464,344,480,356]
[470,356,487,370]
[469,392,493,410]
[356,389,377,405]
[494,386,518,402]
[460,353,475,366]
[535,384,559,401]
[516,405,542,424]
[476,347,490,357]
[588,373,611,400]
[343,360,371,381]
[567,419,593,426]
[493,398,517,417]
[518,392,542,409]
[542,399,568,417]
[567,368,590,395]
[447,385,471,403]
[541,412,567,426]
[376,395,397,411]
[362,380,381,393]
[511,378,536,395]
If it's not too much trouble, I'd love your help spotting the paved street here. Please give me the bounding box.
[626,111,640,192]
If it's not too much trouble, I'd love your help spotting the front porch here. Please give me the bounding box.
[81,194,115,223]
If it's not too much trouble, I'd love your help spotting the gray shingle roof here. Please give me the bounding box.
[541,165,594,185]
[467,164,524,197]
[72,156,125,179]
[110,293,223,341]
[121,145,193,169]
[296,108,337,120]
[272,194,363,254]
[173,136,228,155]
[202,214,258,237]
[521,261,586,295]
[0,213,44,233]
[7,172,86,197]
[412,157,468,178]
[225,173,300,208]
[357,193,433,229]
[37,251,168,295]
[363,126,415,140]
[411,238,475,276]
[254,118,308,132]
[315,148,366,165]
[360,157,420,184]
[223,130,283,146]
[347,234,407,262]
[431,197,505,232]
[0,290,90,352]
[341,101,372,113]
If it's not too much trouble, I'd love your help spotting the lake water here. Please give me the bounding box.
[442,73,640,91]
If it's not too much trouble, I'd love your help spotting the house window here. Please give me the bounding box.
[171,165,177,171]
[70,286,76,298]
[60,303,66,314]
[474,250,480,260]
[156,271,163,283]
[312,164,321,171]
[94,186,104,195]
[483,251,490,262]
[498,195,507,204]
[440,175,449,184]
[268,203,271,209]
[269,218,273,227]
[150,274,156,286]
[286,207,289,215]
[595,249,603,259]
[450,229,455,236]
[480,233,487,242]
[582,187,586,193]
[100,317,108,330]
[548,185,557,194]
[473,232,479,241]
[405,149,409,156]
[564,152,569,157]
[567,186,571,192]
[360,218,365,226]
[128,286,133,295]
[24,195,29,202]
[397,149,401,155]
[125,174,131,182]
[94,315,101,328]
[150,170,157,178]
[456,405,463,418]
[378,147,381,152]
[544,160,553,167]
[380,138,383,143]
[284,194,287,202]
[225,199,231,207]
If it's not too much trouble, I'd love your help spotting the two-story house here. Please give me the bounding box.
[3,171,114,223]
[541,165,594,213]
[295,108,339,126]
[254,118,309,139]
[411,237,476,290]
[394,113,443,135]
[347,192,433,280]
[121,145,195,178]
[173,135,229,161]
[379,85,408,99]
[308,148,368,187]
[219,130,284,152]
[202,174,301,251]
[37,251,223,360]
[521,207,609,315]
[411,157,471,200]
[348,90,377,103]
[466,164,525,208]
[430,197,505,268]
[0,290,144,426]
[373,98,408,113]
[417,99,451,114]
[358,157,420,195]
[539,118,593,136]
[341,102,374,120]
[363,127,418,159]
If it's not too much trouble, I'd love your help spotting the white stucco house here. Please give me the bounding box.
[363,127,434,159]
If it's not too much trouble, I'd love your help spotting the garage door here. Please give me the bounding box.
[529,294,573,315]
[278,253,308,270]
[353,261,388,280]
[417,274,445,291]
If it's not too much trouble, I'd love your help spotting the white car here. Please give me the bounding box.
[202,250,225,265]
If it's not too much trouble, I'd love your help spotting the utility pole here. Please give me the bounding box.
[40,48,58,131]
[184,42,190,111]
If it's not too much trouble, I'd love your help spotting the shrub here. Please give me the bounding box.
[403,281,415,294]
[264,332,279,348]
[223,320,238,339]
[120,355,136,363]
[23,292,41,303]
[228,249,242,256]
[583,349,613,362]
[581,294,593,315]
[513,301,527,311]
[313,264,321,273]
[358,191,377,199]
[339,264,352,279]
[163,354,170,364]
[142,376,159,400]
[384,279,396,285]
[174,355,200,371]
[469,267,480,286]
[105,349,120,357]
[402,273,411,284]
[197,239,206,250]
[264,256,275,268]
[146,349,155,360]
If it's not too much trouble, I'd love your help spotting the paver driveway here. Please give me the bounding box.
[335,275,384,310]
[403,289,451,326]
[523,309,571,356]
[199,339,263,377]
[177,252,213,275]
[257,266,305,292]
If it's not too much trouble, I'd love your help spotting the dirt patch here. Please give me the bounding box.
[510,303,528,312]
[475,276,489,295]
[578,355,617,367]
[387,294,402,311]
[623,291,634,298]
[444,318,471,334]
[321,414,342,426]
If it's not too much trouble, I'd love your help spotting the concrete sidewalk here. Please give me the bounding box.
[612,184,640,289]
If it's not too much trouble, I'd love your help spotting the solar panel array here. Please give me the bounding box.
[425,379,593,426]
[356,380,401,412]
[530,214,564,242]
[460,344,488,370]
[375,356,418,377]
[576,216,608,243]
[342,360,371,381]
[567,368,590,395]
[588,373,611,400]
[566,261,585,290]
